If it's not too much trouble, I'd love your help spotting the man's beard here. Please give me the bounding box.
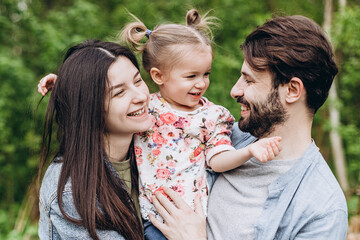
[237,89,288,138]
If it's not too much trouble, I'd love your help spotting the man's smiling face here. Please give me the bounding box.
[230,60,288,138]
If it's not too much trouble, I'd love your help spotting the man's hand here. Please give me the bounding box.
[149,187,206,240]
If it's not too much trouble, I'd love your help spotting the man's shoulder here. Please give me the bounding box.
[293,149,347,213]
[230,123,256,149]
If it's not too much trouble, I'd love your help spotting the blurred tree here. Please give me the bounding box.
[0,0,359,238]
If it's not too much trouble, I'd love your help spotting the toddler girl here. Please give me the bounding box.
[121,9,281,239]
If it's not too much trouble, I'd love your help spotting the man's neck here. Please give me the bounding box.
[264,116,313,161]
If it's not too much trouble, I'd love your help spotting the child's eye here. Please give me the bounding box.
[204,72,211,76]
[186,75,196,78]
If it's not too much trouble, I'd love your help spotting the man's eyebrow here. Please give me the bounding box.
[109,71,140,91]
[241,71,251,78]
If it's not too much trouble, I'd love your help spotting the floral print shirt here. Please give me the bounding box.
[135,92,235,220]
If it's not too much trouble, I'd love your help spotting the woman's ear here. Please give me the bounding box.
[150,67,165,86]
[285,77,304,103]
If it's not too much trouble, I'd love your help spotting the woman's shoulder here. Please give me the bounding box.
[39,160,72,206]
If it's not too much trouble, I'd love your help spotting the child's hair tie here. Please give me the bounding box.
[145,29,152,38]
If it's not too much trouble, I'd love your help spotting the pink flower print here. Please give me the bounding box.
[160,112,178,125]
[171,184,185,197]
[152,132,167,145]
[200,128,209,142]
[152,149,161,156]
[220,124,231,134]
[174,116,191,129]
[150,115,157,124]
[147,184,156,191]
[134,146,142,156]
[205,120,216,131]
[157,161,166,168]
[137,157,143,166]
[156,119,164,127]
[215,139,232,146]
[184,137,192,147]
[195,176,206,191]
[156,169,171,180]
[159,124,175,136]
[226,115,235,122]
[167,160,176,168]
[194,144,205,157]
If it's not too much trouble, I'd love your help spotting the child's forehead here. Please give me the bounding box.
[158,44,212,72]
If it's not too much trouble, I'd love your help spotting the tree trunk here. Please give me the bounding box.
[323,0,349,195]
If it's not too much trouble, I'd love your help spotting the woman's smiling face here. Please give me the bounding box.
[105,56,152,137]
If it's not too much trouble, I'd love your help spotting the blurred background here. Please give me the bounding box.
[0,0,359,239]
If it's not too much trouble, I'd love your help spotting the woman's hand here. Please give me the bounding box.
[37,73,57,96]
[149,187,206,240]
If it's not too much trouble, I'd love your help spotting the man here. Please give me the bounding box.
[150,15,348,240]
[206,15,348,239]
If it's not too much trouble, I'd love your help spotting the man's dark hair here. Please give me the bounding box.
[241,15,338,114]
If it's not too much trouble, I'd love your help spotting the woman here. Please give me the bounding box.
[38,40,153,239]
[38,39,206,240]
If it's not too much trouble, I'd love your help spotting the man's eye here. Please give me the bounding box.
[135,78,143,84]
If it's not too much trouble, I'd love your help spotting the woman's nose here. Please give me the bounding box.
[132,86,149,103]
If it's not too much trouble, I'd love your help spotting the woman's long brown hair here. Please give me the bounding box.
[39,40,143,240]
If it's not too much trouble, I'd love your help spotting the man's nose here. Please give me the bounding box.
[230,79,244,99]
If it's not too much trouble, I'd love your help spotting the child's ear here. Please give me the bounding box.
[285,77,304,103]
[150,67,165,86]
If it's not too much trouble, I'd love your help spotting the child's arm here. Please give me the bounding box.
[37,73,57,96]
[209,136,282,172]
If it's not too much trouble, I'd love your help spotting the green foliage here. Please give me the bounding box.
[332,5,360,188]
[0,0,359,237]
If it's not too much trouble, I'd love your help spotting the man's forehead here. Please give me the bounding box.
[241,61,272,82]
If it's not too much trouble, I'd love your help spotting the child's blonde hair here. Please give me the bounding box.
[120,9,218,72]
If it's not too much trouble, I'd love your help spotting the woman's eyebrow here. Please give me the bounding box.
[109,71,140,91]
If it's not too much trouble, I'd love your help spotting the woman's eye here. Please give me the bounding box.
[113,90,124,97]
[135,78,143,84]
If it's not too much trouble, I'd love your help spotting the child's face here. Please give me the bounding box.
[159,45,212,112]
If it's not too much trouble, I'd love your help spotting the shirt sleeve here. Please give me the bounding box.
[230,123,256,149]
[205,106,236,166]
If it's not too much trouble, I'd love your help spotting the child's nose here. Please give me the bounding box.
[195,78,206,88]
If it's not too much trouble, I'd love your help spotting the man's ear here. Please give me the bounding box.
[150,67,165,86]
[285,77,304,103]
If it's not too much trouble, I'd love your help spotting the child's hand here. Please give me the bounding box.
[37,73,57,96]
[248,137,282,163]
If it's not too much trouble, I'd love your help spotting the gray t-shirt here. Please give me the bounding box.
[207,157,297,240]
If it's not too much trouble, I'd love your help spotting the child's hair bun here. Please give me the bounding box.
[186,9,201,26]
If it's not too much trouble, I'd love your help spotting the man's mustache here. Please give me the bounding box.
[236,96,250,107]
